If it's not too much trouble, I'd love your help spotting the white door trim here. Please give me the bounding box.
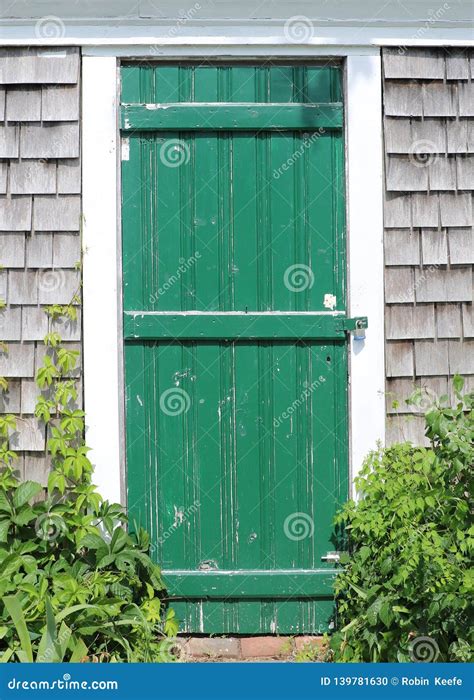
[345,55,386,492]
[82,56,123,505]
[82,50,385,504]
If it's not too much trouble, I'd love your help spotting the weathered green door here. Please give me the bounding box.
[121,63,363,634]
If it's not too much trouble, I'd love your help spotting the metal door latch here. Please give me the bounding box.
[321,551,341,563]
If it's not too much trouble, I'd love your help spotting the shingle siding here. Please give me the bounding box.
[0,47,81,464]
[383,47,474,444]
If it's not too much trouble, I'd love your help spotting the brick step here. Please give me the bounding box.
[176,636,325,662]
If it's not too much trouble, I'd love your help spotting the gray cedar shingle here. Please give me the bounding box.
[385,341,414,377]
[10,161,56,195]
[439,192,472,226]
[456,156,474,190]
[10,418,45,452]
[411,193,439,227]
[386,415,427,447]
[21,123,79,159]
[53,233,81,267]
[52,312,81,341]
[386,305,435,339]
[384,118,413,153]
[414,340,449,375]
[0,270,6,298]
[0,48,79,85]
[21,307,48,341]
[422,84,456,118]
[42,85,79,121]
[0,343,35,377]
[20,380,40,414]
[0,162,6,194]
[38,269,80,304]
[462,303,474,337]
[411,118,447,154]
[448,228,474,264]
[23,454,51,486]
[415,268,472,302]
[386,156,428,192]
[57,160,81,194]
[0,125,19,157]
[458,83,474,117]
[383,49,445,80]
[437,304,462,338]
[428,156,457,191]
[0,88,4,121]
[384,192,412,227]
[0,380,21,414]
[445,51,471,80]
[6,88,41,122]
[385,377,416,414]
[384,229,420,266]
[0,307,21,340]
[448,339,474,373]
[385,268,415,303]
[8,271,38,304]
[0,197,32,231]
[26,233,53,267]
[33,196,81,231]
[468,122,474,152]
[0,234,25,267]
[446,120,469,154]
[421,229,448,265]
[384,83,423,117]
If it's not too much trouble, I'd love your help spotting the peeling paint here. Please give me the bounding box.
[323,293,337,310]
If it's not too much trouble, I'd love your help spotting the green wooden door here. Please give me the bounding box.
[121,63,363,634]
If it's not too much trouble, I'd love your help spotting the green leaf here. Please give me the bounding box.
[3,595,33,663]
[12,481,42,509]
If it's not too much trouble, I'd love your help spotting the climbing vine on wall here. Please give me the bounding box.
[0,263,178,663]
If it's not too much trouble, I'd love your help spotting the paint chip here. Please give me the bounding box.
[324,293,337,310]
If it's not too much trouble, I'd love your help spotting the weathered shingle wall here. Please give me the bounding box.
[383,48,474,444]
[0,48,81,483]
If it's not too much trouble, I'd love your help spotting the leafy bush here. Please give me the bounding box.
[0,296,177,662]
[331,376,473,662]
[0,465,177,662]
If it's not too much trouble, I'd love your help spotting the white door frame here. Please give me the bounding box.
[82,49,385,505]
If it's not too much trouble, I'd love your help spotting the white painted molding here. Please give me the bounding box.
[81,48,385,503]
[346,55,386,493]
[82,56,122,505]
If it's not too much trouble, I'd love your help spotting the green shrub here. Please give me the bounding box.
[331,376,473,662]
[0,465,178,662]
